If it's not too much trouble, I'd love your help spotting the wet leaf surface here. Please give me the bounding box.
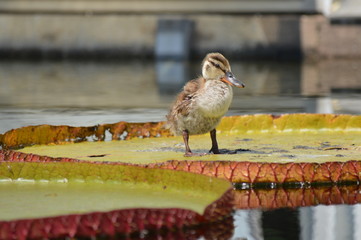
[17,131,361,164]
[0,161,233,239]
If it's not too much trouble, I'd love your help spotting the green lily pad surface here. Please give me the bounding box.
[19,129,361,164]
[0,161,231,221]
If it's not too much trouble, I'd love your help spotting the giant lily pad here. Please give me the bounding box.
[0,161,233,239]
[1,114,361,184]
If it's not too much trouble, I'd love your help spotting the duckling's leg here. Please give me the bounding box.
[182,130,192,155]
[209,129,221,154]
[183,130,206,157]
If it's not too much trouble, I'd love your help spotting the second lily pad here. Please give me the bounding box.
[0,161,233,239]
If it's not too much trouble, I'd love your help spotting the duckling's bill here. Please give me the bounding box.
[222,72,245,88]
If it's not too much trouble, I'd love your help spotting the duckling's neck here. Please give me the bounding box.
[196,80,233,118]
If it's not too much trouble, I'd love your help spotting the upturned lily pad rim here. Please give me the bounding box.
[1,113,360,150]
[0,160,234,239]
[2,149,361,185]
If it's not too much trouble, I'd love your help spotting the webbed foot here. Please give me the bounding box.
[184,152,207,157]
[209,148,221,154]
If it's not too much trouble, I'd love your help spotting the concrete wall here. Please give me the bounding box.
[0,14,301,59]
[0,12,360,59]
[0,14,157,58]
[301,15,361,59]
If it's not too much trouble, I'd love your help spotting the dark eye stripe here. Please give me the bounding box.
[210,55,228,66]
[209,60,226,73]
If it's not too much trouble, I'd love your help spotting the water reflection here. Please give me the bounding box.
[301,59,361,96]
[300,204,357,240]
[234,208,299,240]
[156,60,190,96]
[119,215,234,240]
[0,59,360,133]
[234,185,361,210]
[233,205,361,240]
[0,59,360,113]
[231,185,361,240]
[0,61,361,111]
[0,60,160,109]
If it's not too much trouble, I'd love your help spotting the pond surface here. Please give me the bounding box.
[0,59,360,239]
[0,59,360,133]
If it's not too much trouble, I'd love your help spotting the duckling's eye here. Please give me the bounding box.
[215,63,220,68]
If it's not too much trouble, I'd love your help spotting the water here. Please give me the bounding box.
[232,183,361,240]
[233,204,361,240]
[0,59,360,133]
[0,59,360,239]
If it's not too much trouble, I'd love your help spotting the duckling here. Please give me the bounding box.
[166,52,245,156]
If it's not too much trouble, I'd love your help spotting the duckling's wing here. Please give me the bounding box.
[166,78,205,134]
[167,78,204,120]
[177,78,205,114]
[183,78,204,96]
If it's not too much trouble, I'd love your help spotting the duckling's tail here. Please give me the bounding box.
[163,113,177,136]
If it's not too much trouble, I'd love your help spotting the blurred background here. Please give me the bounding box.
[0,0,360,132]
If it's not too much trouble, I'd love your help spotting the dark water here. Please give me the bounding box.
[233,203,361,240]
[0,59,360,239]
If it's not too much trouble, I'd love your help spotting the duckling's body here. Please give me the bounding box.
[167,53,245,156]
[168,78,233,135]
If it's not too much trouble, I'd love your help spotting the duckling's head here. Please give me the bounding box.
[202,52,245,88]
